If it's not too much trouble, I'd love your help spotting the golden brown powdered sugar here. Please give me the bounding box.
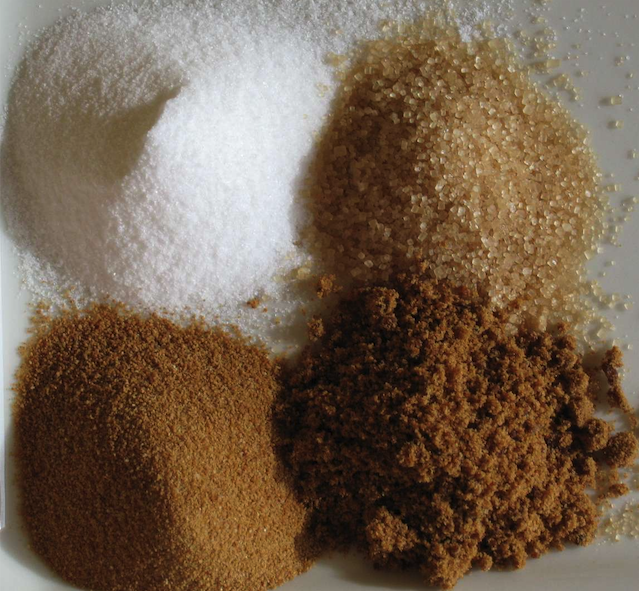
[275,274,637,589]
[14,305,315,591]
[305,25,605,331]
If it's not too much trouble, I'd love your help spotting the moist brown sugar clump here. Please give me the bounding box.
[275,274,637,589]
[14,305,315,591]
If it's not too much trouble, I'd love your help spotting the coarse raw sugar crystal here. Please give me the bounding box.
[304,22,607,332]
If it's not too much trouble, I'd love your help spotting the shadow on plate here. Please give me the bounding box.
[324,552,430,590]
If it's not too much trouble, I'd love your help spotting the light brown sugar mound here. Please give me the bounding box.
[14,305,315,591]
[306,25,606,331]
[275,272,637,589]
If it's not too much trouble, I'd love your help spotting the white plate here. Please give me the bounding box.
[1,1,638,590]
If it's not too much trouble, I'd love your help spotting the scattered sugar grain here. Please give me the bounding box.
[602,95,624,106]
[599,502,639,542]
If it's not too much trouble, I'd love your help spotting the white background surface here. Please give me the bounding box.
[1,1,638,590]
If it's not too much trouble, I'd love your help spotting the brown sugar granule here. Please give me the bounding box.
[601,346,638,427]
[305,25,605,331]
[14,305,315,591]
[247,296,262,308]
[608,483,630,497]
[275,274,635,589]
[582,418,612,452]
[603,432,639,468]
[316,274,341,299]
[307,316,325,342]
[606,482,630,499]
[596,466,632,501]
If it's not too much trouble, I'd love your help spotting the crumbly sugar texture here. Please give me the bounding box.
[275,273,637,589]
[305,24,606,332]
[14,305,316,591]
[1,0,516,341]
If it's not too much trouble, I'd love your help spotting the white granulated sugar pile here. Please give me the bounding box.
[453,0,514,41]
[1,0,515,342]
[3,3,330,330]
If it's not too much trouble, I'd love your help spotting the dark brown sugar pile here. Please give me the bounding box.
[14,305,315,591]
[275,273,637,589]
[305,26,605,331]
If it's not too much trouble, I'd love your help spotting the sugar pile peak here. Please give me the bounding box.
[3,3,330,320]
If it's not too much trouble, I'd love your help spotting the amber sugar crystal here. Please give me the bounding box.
[306,25,605,330]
